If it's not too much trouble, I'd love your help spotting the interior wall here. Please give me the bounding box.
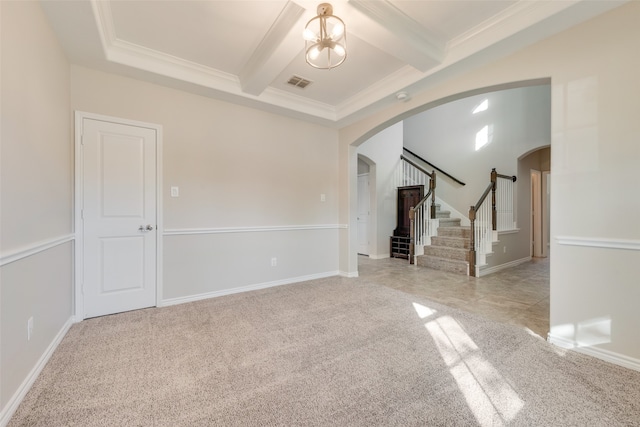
[0,0,73,416]
[403,85,551,218]
[356,122,403,258]
[339,2,640,365]
[70,65,341,302]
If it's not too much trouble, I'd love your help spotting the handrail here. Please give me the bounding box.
[473,183,494,212]
[496,172,517,182]
[403,147,466,186]
[413,188,433,212]
[409,189,433,265]
[468,168,517,277]
[400,155,431,177]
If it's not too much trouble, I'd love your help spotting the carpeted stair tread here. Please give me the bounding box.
[423,245,469,261]
[416,254,469,274]
[431,236,471,249]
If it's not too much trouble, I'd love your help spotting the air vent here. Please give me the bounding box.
[287,75,312,89]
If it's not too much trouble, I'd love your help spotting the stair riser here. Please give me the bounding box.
[438,219,461,227]
[437,228,471,238]
[424,246,469,261]
[431,237,470,249]
[416,256,468,275]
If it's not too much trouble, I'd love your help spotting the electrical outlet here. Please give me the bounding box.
[27,317,34,341]
[320,194,326,202]
[503,246,507,253]
[170,186,179,197]
[271,257,277,267]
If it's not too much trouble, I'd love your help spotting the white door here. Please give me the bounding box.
[357,174,370,255]
[81,118,158,318]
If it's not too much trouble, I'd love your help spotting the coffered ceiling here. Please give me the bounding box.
[40,0,626,127]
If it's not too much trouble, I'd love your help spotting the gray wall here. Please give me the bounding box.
[70,65,341,303]
[1,1,73,416]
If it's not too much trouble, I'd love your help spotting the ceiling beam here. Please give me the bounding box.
[238,1,306,96]
[348,0,445,72]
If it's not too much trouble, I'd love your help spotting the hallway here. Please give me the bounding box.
[358,256,550,338]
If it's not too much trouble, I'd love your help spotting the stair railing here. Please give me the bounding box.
[469,169,517,276]
[409,173,436,264]
[398,155,431,187]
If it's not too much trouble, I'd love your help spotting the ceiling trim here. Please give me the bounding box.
[348,0,444,71]
[239,1,306,96]
[447,0,578,58]
[90,0,339,121]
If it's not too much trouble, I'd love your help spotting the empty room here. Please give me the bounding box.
[2,1,639,425]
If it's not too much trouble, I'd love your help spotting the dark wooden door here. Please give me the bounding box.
[394,185,424,237]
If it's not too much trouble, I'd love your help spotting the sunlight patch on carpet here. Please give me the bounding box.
[412,302,437,319]
[426,315,524,426]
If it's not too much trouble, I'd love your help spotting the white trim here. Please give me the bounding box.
[74,111,163,320]
[0,317,74,427]
[163,224,347,236]
[497,228,521,235]
[555,236,640,251]
[160,271,339,307]
[340,270,359,278]
[0,234,74,267]
[368,253,390,260]
[547,333,640,372]
[477,256,531,277]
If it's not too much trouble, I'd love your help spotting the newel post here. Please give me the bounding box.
[490,168,497,231]
[409,207,415,265]
[430,171,437,219]
[469,205,477,277]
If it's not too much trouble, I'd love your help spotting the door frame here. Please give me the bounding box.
[357,173,370,256]
[530,169,542,257]
[74,111,163,321]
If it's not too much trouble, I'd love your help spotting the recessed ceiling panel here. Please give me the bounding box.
[110,0,288,74]
[272,34,406,105]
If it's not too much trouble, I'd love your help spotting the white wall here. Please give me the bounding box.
[70,66,341,302]
[403,85,551,218]
[0,1,73,420]
[357,122,403,258]
[339,3,640,367]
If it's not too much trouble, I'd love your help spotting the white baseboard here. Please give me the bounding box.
[547,333,640,372]
[339,270,359,278]
[0,317,74,427]
[478,256,531,277]
[160,271,340,307]
[368,253,390,260]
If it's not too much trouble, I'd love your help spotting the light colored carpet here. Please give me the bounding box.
[9,276,640,426]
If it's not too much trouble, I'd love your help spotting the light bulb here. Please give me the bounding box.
[333,44,345,57]
[308,46,321,60]
[303,28,317,42]
[330,22,344,39]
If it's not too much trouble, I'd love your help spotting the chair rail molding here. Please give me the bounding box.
[555,236,640,251]
[0,234,75,267]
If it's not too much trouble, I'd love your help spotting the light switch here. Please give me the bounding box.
[320,193,326,202]
[171,186,179,197]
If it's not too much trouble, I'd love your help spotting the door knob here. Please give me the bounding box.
[146,225,154,231]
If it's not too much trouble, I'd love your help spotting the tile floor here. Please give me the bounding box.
[357,255,550,338]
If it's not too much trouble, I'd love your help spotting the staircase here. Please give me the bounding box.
[416,205,471,275]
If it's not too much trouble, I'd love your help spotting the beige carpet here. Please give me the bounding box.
[9,276,640,426]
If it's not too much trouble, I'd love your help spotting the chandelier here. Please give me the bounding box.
[303,3,347,69]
